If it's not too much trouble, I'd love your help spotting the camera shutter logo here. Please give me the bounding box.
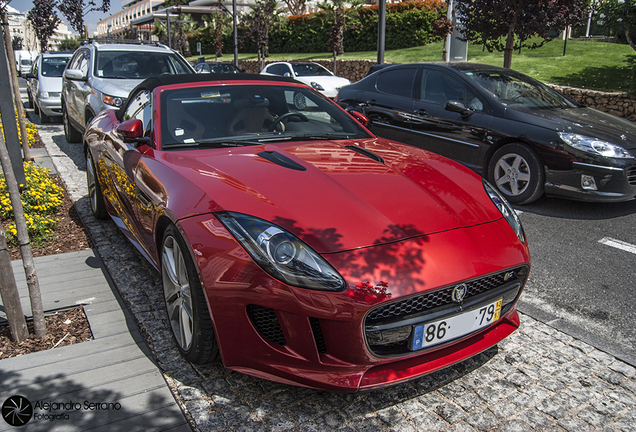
[2,395,33,426]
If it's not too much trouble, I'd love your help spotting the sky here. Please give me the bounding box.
[8,0,117,35]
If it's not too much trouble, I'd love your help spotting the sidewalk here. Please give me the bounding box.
[6,105,636,431]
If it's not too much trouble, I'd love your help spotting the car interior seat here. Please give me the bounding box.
[228,97,274,135]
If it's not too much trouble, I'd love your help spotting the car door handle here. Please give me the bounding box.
[415,109,427,115]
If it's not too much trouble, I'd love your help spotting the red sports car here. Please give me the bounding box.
[84,74,530,392]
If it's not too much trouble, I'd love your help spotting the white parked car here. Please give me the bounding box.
[25,52,73,123]
[260,62,350,98]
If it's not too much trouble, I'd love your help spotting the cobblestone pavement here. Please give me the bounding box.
[37,123,636,432]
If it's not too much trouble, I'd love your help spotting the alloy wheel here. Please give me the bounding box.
[162,235,194,351]
[493,152,531,197]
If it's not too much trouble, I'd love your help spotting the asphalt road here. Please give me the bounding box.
[20,77,636,368]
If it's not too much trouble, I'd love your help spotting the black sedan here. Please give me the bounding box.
[336,62,636,204]
[194,62,241,74]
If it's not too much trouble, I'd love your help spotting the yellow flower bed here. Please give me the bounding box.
[0,162,64,246]
[0,112,39,148]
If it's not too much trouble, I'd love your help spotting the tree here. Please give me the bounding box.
[283,0,307,16]
[11,35,22,50]
[241,0,279,69]
[318,0,361,72]
[454,0,590,68]
[28,0,61,52]
[201,13,232,60]
[58,0,110,37]
[58,37,80,51]
[151,13,196,55]
[597,0,636,51]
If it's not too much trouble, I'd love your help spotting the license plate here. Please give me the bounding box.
[411,298,502,351]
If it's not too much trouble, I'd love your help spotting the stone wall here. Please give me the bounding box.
[548,85,636,123]
[237,59,636,122]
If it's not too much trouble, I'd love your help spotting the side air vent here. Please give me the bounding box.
[309,317,326,353]
[345,145,385,164]
[246,304,287,345]
[257,151,307,171]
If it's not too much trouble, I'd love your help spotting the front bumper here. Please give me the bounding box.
[545,162,636,202]
[38,97,63,117]
[181,215,530,392]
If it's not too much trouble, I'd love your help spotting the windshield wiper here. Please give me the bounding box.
[284,132,354,141]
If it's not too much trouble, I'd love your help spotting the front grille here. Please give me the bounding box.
[367,269,521,323]
[365,266,528,356]
[247,305,286,346]
[627,167,636,186]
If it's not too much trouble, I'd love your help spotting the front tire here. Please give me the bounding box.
[40,111,50,124]
[63,105,82,143]
[86,152,108,220]
[162,225,219,364]
[488,143,544,205]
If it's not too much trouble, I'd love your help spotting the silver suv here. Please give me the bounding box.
[61,41,194,143]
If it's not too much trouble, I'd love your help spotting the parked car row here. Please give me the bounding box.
[22,44,636,391]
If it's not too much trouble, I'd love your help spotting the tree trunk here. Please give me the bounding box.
[503,26,515,69]
[0,225,29,343]
[626,27,636,52]
[1,12,31,162]
[0,134,46,338]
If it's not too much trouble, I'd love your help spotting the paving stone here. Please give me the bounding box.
[538,376,567,392]
[464,410,499,430]
[434,402,467,424]
[606,388,636,405]
[597,368,628,385]
[410,411,447,431]
[515,409,552,430]
[577,406,611,429]
[536,398,567,419]
[608,361,636,378]
[489,400,520,420]
[494,419,532,432]
[558,416,593,432]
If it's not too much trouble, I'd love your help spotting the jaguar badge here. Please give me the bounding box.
[451,283,467,303]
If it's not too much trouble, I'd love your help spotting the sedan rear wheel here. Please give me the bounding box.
[86,152,108,219]
[162,225,219,364]
[488,143,544,205]
[63,105,82,143]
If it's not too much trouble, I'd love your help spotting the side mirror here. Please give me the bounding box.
[349,110,369,127]
[445,101,473,119]
[117,118,151,147]
[64,69,87,81]
[24,72,35,79]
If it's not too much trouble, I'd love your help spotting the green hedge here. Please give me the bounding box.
[192,0,447,55]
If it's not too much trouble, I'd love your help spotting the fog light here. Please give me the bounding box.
[581,175,597,190]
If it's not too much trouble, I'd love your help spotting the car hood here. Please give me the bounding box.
[90,77,144,98]
[161,139,503,253]
[37,76,64,93]
[508,106,636,150]
[296,75,351,88]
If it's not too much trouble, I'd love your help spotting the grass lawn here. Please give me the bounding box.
[199,38,633,93]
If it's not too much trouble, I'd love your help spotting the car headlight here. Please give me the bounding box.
[559,132,634,159]
[483,180,525,244]
[310,82,325,91]
[102,94,124,107]
[216,212,345,291]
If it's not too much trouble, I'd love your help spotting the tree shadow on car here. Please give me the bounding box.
[517,195,636,220]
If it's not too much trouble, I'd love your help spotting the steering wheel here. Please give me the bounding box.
[511,94,524,102]
[268,112,309,132]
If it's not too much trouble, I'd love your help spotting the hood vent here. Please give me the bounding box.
[345,145,385,164]
[257,151,307,171]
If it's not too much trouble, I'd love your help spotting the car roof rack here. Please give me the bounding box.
[81,39,169,49]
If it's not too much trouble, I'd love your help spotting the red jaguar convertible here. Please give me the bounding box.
[83,74,530,392]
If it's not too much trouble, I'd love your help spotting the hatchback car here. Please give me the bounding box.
[194,61,241,74]
[25,52,73,123]
[61,41,194,143]
[261,62,351,98]
[83,74,529,391]
[336,62,636,204]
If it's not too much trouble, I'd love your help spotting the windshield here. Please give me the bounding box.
[41,56,71,77]
[95,51,192,79]
[463,70,577,110]
[21,59,31,66]
[292,63,332,77]
[160,84,370,149]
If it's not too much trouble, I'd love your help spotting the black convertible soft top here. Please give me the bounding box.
[117,73,301,120]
